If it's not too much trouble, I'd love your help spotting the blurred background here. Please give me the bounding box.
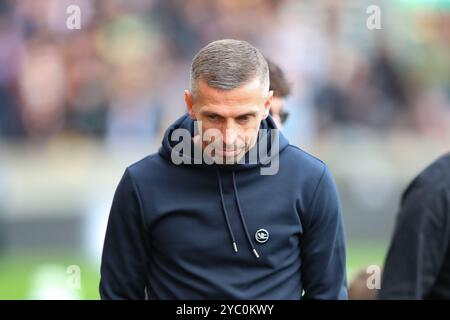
[0,0,449,299]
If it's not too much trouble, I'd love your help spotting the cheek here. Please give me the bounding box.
[270,100,282,116]
[199,121,212,131]
[239,122,260,145]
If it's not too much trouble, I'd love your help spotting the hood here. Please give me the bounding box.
[158,113,289,171]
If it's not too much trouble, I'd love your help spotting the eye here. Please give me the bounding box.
[237,115,251,123]
[207,114,220,121]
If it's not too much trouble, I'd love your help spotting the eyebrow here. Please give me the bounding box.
[201,110,258,119]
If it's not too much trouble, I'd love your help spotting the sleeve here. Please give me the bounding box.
[378,179,449,299]
[99,168,150,300]
[300,165,348,300]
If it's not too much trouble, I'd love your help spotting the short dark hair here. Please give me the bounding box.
[190,39,269,96]
[267,58,291,98]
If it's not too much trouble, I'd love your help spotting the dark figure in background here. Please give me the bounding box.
[266,58,291,129]
[379,153,450,299]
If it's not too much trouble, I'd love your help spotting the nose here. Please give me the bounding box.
[223,129,238,148]
[222,121,239,147]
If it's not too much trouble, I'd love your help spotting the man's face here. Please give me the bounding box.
[184,78,273,164]
[270,96,285,129]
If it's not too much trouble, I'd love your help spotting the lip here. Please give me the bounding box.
[216,146,247,157]
[216,149,239,157]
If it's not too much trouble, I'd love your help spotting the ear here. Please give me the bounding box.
[262,90,273,119]
[184,90,196,119]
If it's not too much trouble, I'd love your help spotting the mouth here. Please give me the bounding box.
[216,149,240,157]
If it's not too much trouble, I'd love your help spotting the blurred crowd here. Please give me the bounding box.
[0,0,449,146]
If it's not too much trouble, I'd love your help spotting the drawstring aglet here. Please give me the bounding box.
[232,242,238,253]
[252,249,260,258]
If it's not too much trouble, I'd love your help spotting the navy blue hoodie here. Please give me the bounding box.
[100,113,347,299]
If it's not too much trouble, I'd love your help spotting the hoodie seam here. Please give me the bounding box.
[304,164,327,229]
[126,168,149,232]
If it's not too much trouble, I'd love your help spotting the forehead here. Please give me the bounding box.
[195,78,265,115]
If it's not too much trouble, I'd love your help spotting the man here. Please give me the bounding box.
[379,153,450,299]
[100,39,347,299]
[267,58,291,129]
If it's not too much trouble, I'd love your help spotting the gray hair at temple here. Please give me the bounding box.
[189,39,270,97]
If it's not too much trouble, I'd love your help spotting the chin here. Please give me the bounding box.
[214,150,246,165]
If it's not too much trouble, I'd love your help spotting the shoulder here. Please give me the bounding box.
[125,152,168,181]
[420,153,450,186]
[407,153,450,194]
[402,153,450,206]
[282,144,327,176]
[278,145,336,203]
